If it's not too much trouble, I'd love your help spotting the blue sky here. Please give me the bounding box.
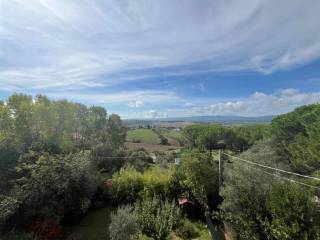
[1,0,320,118]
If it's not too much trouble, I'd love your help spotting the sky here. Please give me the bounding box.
[1,0,320,119]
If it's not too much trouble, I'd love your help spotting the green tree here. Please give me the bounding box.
[266,183,320,240]
[107,114,126,149]
[172,150,219,210]
[1,151,95,227]
[271,104,320,174]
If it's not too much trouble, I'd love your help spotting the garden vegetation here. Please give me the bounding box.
[1,93,320,239]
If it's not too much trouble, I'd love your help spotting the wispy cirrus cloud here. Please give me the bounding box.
[1,0,320,92]
[1,1,320,119]
[43,90,179,105]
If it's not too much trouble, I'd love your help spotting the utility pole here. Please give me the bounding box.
[219,149,224,189]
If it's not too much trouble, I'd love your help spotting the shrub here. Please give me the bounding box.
[109,205,139,240]
[134,196,181,240]
[159,135,169,145]
[176,219,199,240]
[112,167,144,203]
[141,166,173,199]
[112,166,174,203]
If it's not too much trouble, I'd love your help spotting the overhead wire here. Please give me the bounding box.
[222,152,320,182]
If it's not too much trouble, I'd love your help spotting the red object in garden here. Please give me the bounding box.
[30,219,62,240]
[106,179,113,189]
[178,198,194,205]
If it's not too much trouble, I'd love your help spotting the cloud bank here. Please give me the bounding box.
[164,89,320,118]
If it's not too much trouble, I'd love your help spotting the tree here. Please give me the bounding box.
[271,104,320,174]
[107,114,126,149]
[266,183,320,240]
[1,151,95,228]
[172,150,219,210]
[218,140,320,240]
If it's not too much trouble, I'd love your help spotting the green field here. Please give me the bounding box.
[126,129,160,144]
[162,131,182,141]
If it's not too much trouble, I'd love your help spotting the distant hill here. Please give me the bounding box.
[124,115,274,126]
[164,115,274,123]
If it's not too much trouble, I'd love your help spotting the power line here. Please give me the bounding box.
[260,168,320,190]
[235,160,320,190]
[222,152,320,182]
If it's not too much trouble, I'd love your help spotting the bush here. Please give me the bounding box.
[112,166,174,203]
[134,196,181,240]
[112,167,144,203]
[141,166,173,199]
[109,205,139,240]
[159,135,169,145]
[176,219,198,240]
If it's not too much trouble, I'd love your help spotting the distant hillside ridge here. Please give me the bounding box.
[124,115,275,125]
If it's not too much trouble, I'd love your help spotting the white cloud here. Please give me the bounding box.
[185,102,194,107]
[143,110,167,119]
[198,89,320,116]
[128,100,144,108]
[1,0,320,90]
[44,90,178,105]
[159,89,320,118]
[107,88,320,118]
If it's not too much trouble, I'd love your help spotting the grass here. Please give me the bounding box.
[66,207,112,240]
[127,129,160,144]
[162,131,182,141]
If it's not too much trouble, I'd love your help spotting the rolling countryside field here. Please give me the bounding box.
[126,129,160,144]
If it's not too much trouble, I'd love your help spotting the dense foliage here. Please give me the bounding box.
[108,197,182,240]
[111,166,174,203]
[177,106,320,239]
[182,123,269,152]
[0,94,126,237]
[218,105,320,239]
[271,104,320,174]
[134,197,181,240]
[109,205,139,240]
[171,150,219,210]
[2,93,320,240]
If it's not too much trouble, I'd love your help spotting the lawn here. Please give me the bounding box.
[65,207,112,240]
[126,129,160,144]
